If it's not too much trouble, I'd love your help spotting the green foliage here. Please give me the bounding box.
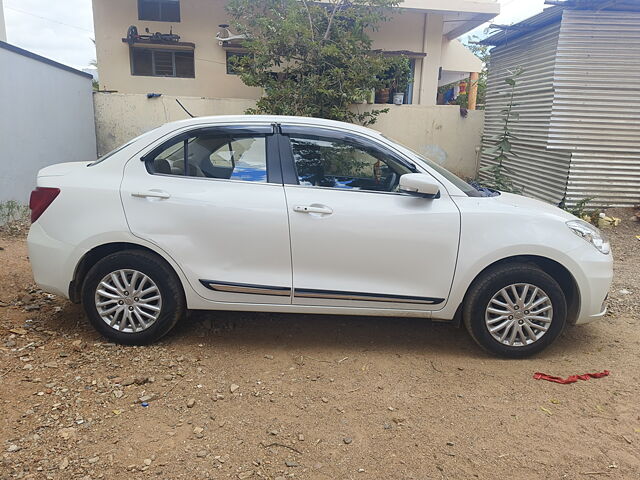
[560,197,601,225]
[385,55,411,93]
[479,67,523,194]
[226,0,400,126]
[0,201,29,226]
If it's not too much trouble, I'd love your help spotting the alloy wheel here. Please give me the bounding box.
[94,269,162,333]
[484,283,553,347]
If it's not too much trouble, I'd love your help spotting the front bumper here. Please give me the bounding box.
[571,246,613,325]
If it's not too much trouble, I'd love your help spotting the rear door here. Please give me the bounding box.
[120,124,293,305]
[279,125,460,311]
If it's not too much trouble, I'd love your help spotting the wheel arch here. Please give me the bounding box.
[69,242,185,304]
[459,255,580,326]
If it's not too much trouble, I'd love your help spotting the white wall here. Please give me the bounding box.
[0,0,6,42]
[0,46,97,203]
[94,93,483,179]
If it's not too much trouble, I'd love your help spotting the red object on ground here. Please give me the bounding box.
[533,370,610,384]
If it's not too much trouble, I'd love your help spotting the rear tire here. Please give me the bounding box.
[463,263,567,358]
[81,250,185,345]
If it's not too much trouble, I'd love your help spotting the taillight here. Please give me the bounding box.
[29,187,60,223]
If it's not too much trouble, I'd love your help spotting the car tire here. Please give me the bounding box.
[463,263,567,358]
[81,250,186,345]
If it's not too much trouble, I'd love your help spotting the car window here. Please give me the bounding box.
[289,135,412,192]
[149,135,267,182]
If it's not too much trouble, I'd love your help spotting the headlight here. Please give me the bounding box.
[566,220,610,255]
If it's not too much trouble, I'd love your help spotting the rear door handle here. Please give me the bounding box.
[131,190,171,200]
[293,205,333,215]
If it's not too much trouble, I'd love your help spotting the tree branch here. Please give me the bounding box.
[301,0,315,41]
[323,0,345,41]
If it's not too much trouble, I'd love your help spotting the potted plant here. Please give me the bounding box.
[374,61,395,104]
[390,56,411,105]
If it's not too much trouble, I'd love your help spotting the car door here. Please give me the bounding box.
[279,125,460,311]
[120,124,293,305]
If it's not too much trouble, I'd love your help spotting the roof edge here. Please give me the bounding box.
[0,41,94,79]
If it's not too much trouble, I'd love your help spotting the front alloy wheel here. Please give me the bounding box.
[463,263,567,358]
[485,283,553,347]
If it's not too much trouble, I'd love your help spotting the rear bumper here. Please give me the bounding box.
[27,222,75,299]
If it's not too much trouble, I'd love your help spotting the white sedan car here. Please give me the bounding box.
[27,116,612,357]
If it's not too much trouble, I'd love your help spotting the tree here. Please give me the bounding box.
[479,67,523,193]
[226,0,400,126]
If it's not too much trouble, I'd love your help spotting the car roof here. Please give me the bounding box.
[157,115,384,138]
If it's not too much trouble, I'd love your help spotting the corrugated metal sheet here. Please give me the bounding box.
[550,9,640,207]
[479,21,572,205]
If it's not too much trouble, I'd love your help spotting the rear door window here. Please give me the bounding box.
[148,134,268,183]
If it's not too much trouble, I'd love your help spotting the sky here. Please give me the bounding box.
[2,0,548,71]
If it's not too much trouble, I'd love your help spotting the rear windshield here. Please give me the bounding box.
[89,133,147,166]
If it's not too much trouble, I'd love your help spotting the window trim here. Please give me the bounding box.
[141,125,281,184]
[130,47,195,78]
[138,0,181,22]
[278,126,417,193]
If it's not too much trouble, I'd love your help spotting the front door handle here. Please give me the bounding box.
[293,205,333,215]
[131,190,171,200]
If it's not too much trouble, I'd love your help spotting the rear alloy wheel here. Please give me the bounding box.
[463,263,567,358]
[82,250,185,345]
[95,269,163,333]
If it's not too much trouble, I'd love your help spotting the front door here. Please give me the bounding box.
[120,125,292,305]
[279,126,460,311]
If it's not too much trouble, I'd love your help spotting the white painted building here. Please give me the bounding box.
[0,41,97,203]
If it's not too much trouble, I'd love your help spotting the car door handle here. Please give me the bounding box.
[131,190,171,200]
[293,205,333,215]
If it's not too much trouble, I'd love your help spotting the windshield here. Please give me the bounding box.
[385,137,491,197]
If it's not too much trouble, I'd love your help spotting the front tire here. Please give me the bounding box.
[81,250,185,345]
[463,263,567,358]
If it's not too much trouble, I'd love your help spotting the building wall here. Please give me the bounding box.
[479,21,572,205]
[0,46,97,203]
[94,92,482,178]
[92,0,479,106]
[0,0,6,42]
[550,9,640,208]
[481,9,640,208]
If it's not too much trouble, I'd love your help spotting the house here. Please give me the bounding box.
[92,0,499,106]
[0,41,97,203]
[479,0,640,208]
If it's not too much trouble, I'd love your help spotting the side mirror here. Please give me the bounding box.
[399,173,440,198]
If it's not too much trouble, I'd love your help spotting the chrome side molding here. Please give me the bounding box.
[199,279,444,305]
[199,280,291,296]
[294,288,444,305]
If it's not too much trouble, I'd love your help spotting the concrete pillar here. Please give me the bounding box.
[468,71,479,110]
[418,12,443,106]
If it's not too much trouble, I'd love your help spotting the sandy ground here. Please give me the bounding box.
[1,209,639,480]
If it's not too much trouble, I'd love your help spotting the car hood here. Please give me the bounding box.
[491,192,576,222]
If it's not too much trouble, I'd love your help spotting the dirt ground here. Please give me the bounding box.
[1,209,639,480]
